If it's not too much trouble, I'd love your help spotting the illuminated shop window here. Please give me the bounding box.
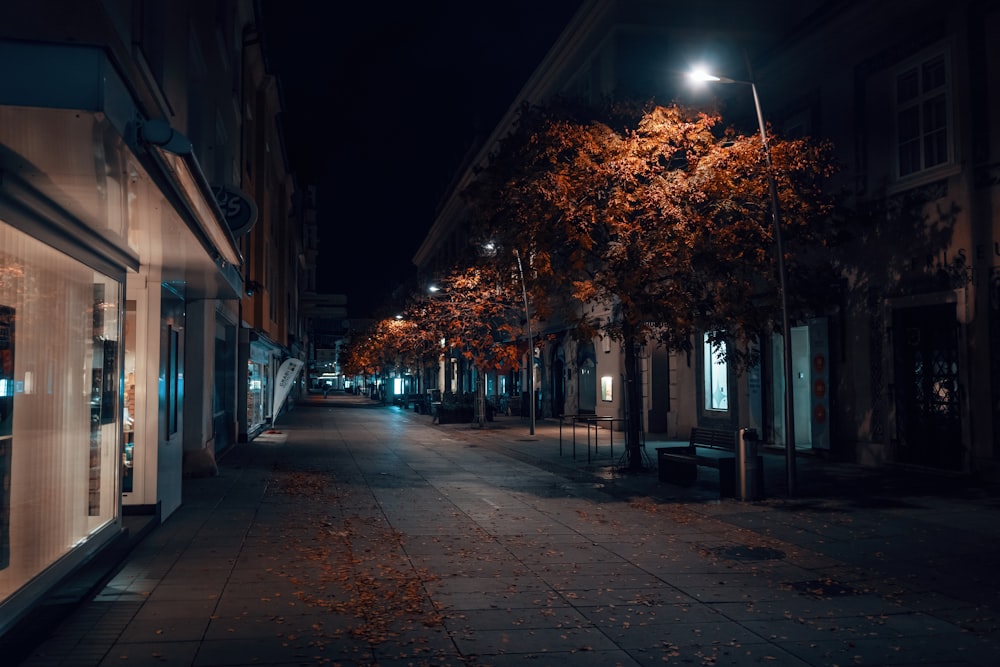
[0,220,121,599]
[704,333,729,411]
[600,375,613,402]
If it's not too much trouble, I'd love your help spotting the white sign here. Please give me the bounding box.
[272,358,304,420]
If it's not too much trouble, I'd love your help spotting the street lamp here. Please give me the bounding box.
[514,249,535,436]
[482,242,536,437]
[427,285,453,397]
[688,66,797,495]
[428,281,489,426]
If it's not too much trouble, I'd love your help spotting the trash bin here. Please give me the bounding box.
[736,428,763,500]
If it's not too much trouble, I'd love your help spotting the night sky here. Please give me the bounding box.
[259,1,585,318]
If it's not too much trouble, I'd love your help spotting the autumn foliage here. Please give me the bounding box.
[464,99,838,469]
[469,101,837,354]
[342,263,528,396]
[409,264,526,374]
[349,99,837,469]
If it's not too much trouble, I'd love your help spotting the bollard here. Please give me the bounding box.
[736,428,761,501]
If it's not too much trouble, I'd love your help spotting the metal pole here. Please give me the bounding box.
[749,82,797,496]
[477,373,486,428]
[514,249,535,435]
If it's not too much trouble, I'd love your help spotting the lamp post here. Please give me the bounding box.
[430,282,489,427]
[514,249,536,436]
[689,67,797,495]
[480,242,536,437]
[428,285,453,398]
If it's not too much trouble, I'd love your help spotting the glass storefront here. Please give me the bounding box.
[704,333,730,411]
[0,220,121,600]
[122,301,137,494]
[247,359,268,433]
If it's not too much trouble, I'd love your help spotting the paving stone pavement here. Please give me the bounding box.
[13,393,1000,666]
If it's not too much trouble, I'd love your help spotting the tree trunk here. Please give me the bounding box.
[622,327,645,472]
[476,369,486,428]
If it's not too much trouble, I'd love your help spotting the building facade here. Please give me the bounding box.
[413,0,1000,478]
[748,0,1000,475]
[0,0,300,637]
[238,28,303,440]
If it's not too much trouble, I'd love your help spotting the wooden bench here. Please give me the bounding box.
[656,427,740,494]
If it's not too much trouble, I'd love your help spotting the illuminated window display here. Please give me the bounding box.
[122,302,136,494]
[601,375,614,402]
[704,333,729,411]
[247,359,267,432]
[1,304,12,570]
[0,221,121,599]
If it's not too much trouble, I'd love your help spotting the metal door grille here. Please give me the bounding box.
[893,303,962,469]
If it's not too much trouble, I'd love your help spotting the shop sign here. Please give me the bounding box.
[809,318,830,450]
[211,184,258,236]
[272,358,304,420]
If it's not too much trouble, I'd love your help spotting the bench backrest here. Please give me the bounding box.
[689,427,736,451]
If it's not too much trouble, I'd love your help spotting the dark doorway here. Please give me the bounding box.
[577,342,597,414]
[893,303,963,470]
[551,357,565,418]
[579,359,596,414]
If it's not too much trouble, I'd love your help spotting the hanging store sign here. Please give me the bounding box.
[211,184,258,237]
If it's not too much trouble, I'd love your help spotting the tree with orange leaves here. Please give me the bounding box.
[421,265,523,373]
[466,99,838,470]
[348,317,432,402]
[406,263,525,423]
[338,332,377,392]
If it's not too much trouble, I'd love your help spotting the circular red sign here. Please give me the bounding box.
[813,354,826,373]
[813,404,827,423]
[813,378,826,398]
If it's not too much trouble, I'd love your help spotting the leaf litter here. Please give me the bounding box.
[265,470,445,658]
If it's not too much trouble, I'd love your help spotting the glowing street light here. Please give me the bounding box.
[426,284,453,399]
[481,242,535,436]
[514,249,535,436]
[689,65,797,495]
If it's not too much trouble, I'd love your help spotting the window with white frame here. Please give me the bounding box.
[895,51,951,179]
[703,333,729,411]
